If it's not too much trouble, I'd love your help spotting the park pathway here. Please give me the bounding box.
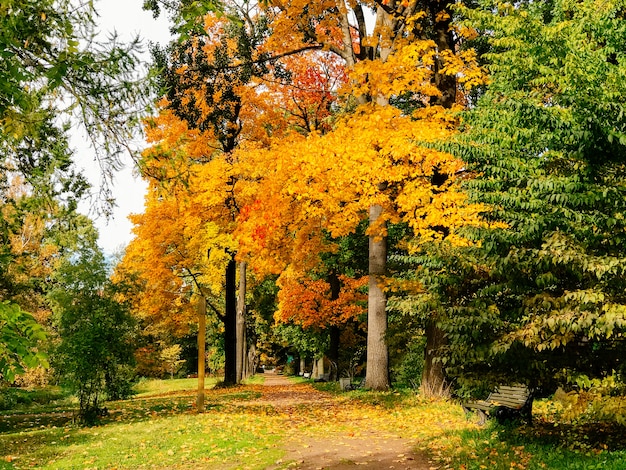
[258,372,434,470]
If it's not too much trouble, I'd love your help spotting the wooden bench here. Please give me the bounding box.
[462,385,533,425]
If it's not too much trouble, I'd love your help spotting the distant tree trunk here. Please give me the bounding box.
[328,271,341,381]
[317,356,325,379]
[329,326,340,381]
[421,318,449,397]
[197,296,206,412]
[246,343,257,377]
[365,204,390,390]
[223,254,237,385]
[236,261,247,383]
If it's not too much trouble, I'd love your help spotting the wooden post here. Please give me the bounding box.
[197,295,206,412]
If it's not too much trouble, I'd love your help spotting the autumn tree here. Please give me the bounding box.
[247,0,487,390]
[138,2,350,385]
[435,0,626,391]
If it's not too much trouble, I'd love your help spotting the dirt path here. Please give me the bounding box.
[259,372,434,470]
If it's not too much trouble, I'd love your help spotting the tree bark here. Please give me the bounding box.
[197,296,206,412]
[429,0,457,109]
[365,204,390,390]
[317,356,325,379]
[328,271,341,381]
[223,254,237,385]
[421,318,449,397]
[236,261,247,383]
[420,0,456,397]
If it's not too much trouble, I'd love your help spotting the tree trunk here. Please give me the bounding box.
[236,261,247,383]
[421,318,449,397]
[365,204,390,390]
[317,356,325,379]
[197,296,206,412]
[329,326,340,381]
[429,0,457,109]
[420,1,456,397]
[328,271,341,381]
[223,254,237,385]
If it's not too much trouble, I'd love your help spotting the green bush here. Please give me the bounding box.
[391,337,425,389]
[0,386,68,411]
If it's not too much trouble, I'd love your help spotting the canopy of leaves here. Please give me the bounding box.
[433,0,626,389]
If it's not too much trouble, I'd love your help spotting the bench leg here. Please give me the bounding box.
[477,409,488,425]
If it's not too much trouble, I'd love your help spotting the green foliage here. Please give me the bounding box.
[436,0,626,390]
[49,227,136,423]
[391,336,425,389]
[274,323,329,357]
[0,301,47,383]
[1,0,152,209]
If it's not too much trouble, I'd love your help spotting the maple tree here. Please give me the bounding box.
[239,0,489,391]
[129,4,295,386]
[131,2,354,387]
[236,100,487,389]
[130,1,488,392]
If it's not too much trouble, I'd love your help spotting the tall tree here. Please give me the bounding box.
[439,0,626,390]
[49,222,136,424]
[1,0,152,377]
[254,0,486,390]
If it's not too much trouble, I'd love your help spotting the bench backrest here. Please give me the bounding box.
[487,385,532,409]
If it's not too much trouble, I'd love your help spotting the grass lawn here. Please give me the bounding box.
[1,377,626,469]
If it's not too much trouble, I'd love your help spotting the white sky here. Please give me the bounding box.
[76,0,172,255]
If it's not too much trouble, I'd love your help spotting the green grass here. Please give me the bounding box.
[133,377,220,397]
[1,410,284,469]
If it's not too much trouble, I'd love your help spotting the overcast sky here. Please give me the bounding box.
[76,0,172,255]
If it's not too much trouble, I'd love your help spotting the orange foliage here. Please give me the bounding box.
[235,101,493,279]
[275,269,367,329]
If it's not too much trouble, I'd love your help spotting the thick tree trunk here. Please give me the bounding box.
[422,319,449,397]
[421,1,456,397]
[197,295,206,412]
[429,0,457,109]
[223,255,237,385]
[236,261,247,383]
[365,204,390,390]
